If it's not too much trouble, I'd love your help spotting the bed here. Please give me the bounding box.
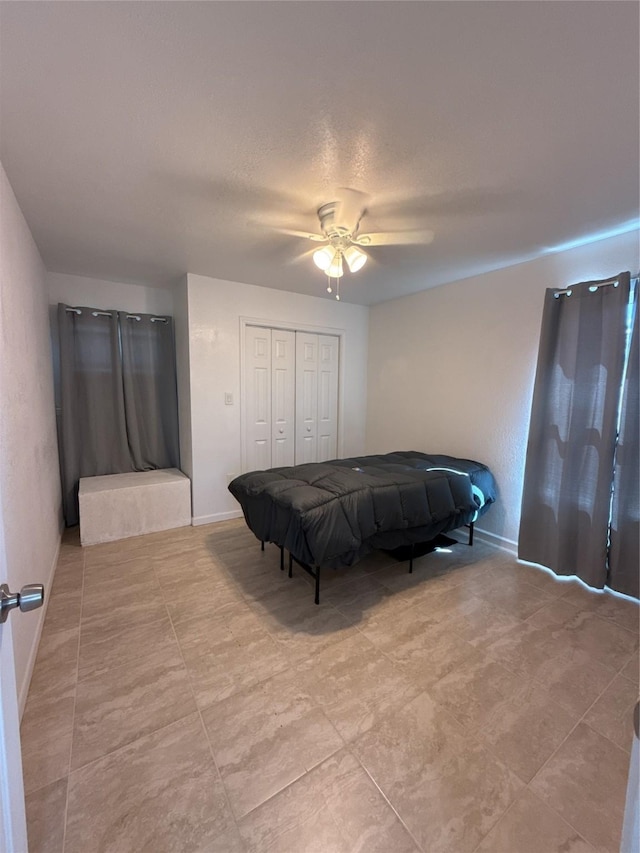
[228,451,497,603]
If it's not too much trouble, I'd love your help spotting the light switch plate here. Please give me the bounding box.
[224,392,233,405]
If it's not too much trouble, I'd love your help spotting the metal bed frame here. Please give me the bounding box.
[259,520,475,605]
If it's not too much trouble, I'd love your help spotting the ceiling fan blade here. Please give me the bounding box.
[274,228,326,242]
[286,246,320,266]
[355,230,435,247]
[334,188,369,234]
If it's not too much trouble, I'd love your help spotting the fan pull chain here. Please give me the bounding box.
[336,277,340,300]
[326,276,332,294]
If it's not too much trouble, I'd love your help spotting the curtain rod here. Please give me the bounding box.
[554,279,620,299]
[65,307,168,323]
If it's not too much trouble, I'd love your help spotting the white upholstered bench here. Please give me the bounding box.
[79,468,191,546]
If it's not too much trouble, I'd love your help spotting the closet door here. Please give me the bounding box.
[295,333,318,464]
[245,326,272,472]
[271,329,295,467]
[317,335,339,461]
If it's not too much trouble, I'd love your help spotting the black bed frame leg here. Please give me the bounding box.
[468,521,474,546]
[408,543,414,574]
[261,540,265,552]
[280,547,284,571]
[288,552,293,578]
[314,565,320,605]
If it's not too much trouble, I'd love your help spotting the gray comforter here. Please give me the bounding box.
[229,451,497,569]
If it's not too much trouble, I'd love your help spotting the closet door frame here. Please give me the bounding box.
[239,316,345,473]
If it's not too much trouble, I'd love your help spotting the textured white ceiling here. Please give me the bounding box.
[0,1,638,305]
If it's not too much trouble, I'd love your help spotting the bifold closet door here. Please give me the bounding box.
[271,329,295,467]
[295,332,339,464]
[245,326,295,472]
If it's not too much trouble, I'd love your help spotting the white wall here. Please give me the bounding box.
[184,274,369,524]
[0,163,62,711]
[47,272,173,315]
[173,276,193,486]
[366,230,640,550]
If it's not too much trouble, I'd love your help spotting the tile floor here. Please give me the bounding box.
[21,520,639,853]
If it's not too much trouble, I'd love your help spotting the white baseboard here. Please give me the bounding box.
[471,525,518,556]
[19,534,61,718]
[192,510,243,526]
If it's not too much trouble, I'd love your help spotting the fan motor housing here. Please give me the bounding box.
[318,202,353,244]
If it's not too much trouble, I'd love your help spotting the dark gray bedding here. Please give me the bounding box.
[229,452,497,569]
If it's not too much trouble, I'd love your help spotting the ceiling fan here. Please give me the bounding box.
[274,188,435,299]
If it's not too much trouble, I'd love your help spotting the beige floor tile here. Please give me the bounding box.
[231,556,301,602]
[485,619,572,678]
[79,589,168,646]
[43,587,82,634]
[528,647,617,718]
[57,541,83,566]
[530,723,629,852]
[296,633,422,742]
[238,749,419,853]
[27,626,79,702]
[528,596,583,627]
[561,583,640,633]
[81,553,152,590]
[474,573,557,619]
[65,713,234,853]
[201,668,344,818]
[77,612,176,681]
[153,551,226,587]
[620,655,639,683]
[163,574,244,625]
[554,611,639,670]
[330,579,413,625]
[592,593,640,634]
[355,589,457,651]
[501,562,570,597]
[80,565,160,619]
[445,594,523,648]
[583,673,639,752]
[20,689,75,794]
[368,610,477,688]
[25,777,68,853]
[472,681,577,782]
[352,691,522,853]
[83,545,154,571]
[475,789,595,853]
[71,642,196,769]
[320,572,390,607]
[430,650,525,728]
[49,557,83,596]
[257,596,359,664]
[176,608,291,707]
[374,553,476,604]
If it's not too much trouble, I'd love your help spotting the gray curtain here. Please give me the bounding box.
[119,312,180,471]
[58,305,131,525]
[58,305,180,526]
[518,273,631,589]
[608,286,639,597]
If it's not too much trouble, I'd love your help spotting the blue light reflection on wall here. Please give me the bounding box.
[543,219,640,255]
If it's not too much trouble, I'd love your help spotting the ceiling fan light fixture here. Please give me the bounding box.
[313,246,335,271]
[326,251,344,278]
[343,245,368,273]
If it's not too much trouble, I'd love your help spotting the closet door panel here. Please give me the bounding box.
[317,335,339,461]
[245,326,272,472]
[295,333,318,465]
[272,329,295,468]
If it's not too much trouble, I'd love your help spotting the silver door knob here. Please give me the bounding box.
[0,583,45,624]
